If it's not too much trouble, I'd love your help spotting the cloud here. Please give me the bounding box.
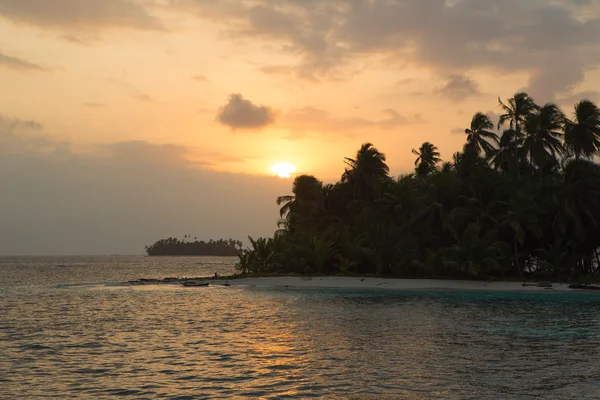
[217,93,276,130]
[451,128,465,135]
[172,0,600,98]
[0,0,163,31]
[60,34,98,45]
[104,140,200,167]
[556,90,600,113]
[133,92,154,102]
[0,125,290,255]
[192,74,209,82]
[395,78,417,86]
[0,51,45,71]
[84,102,106,108]
[195,151,248,164]
[259,65,294,76]
[0,114,43,130]
[434,75,481,101]
[285,107,423,139]
[103,77,154,102]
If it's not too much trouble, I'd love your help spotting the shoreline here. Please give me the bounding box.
[127,276,600,294]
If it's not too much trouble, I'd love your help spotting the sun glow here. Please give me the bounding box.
[270,162,297,178]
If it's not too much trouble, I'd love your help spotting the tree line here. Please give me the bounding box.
[146,236,243,256]
[236,92,600,281]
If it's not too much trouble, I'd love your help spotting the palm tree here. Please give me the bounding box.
[276,175,323,218]
[500,190,542,277]
[487,129,522,175]
[276,175,323,235]
[440,223,508,277]
[342,143,390,201]
[465,112,499,156]
[564,99,600,160]
[548,159,600,244]
[412,142,442,178]
[498,92,539,134]
[522,103,565,179]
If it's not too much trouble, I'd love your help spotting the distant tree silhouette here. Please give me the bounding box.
[145,237,242,256]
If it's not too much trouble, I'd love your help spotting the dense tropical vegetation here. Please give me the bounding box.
[236,92,600,281]
[146,236,242,256]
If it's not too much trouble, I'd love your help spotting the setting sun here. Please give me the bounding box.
[270,162,297,178]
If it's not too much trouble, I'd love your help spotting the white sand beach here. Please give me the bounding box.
[210,276,587,293]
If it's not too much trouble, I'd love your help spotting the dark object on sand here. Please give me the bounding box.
[182,281,209,287]
[568,283,600,290]
[522,282,553,288]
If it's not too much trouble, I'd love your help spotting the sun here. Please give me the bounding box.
[270,162,297,178]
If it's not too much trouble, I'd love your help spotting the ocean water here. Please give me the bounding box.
[2,256,600,399]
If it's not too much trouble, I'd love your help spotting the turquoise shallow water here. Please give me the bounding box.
[2,256,600,399]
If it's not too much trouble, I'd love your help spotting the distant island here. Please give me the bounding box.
[146,237,242,256]
[237,92,600,282]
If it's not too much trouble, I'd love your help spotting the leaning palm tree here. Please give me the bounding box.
[465,112,499,157]
[498,92,539,134]
[563,99,600,160]
[342,143,390,200]
[412,142,442,178]
[522,103,565,179]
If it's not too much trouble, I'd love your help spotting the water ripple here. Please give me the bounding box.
[3,257,600,398]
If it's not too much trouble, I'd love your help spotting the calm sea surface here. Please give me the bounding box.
[2,256,600,399]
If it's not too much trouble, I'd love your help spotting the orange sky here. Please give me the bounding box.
[3,0,599,181]
[2,0,600,254]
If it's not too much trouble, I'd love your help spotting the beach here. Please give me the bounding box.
[203,276,589,293]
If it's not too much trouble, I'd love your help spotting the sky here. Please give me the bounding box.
[2,0,600,255]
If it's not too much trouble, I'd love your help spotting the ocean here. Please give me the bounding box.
[2,255,600,399]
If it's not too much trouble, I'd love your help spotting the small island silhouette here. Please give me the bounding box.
[145,236,242,256]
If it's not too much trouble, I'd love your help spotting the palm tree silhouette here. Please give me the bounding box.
[342,143,390,201]
[564,99,600,160]
[498,92,539,134]
[522,103,565,179]
[465,112,499,157]
[412,142,442,178]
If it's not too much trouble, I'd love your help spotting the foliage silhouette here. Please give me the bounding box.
[146,237,242,256]
[237,92,600,281]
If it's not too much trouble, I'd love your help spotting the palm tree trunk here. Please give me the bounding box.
[514,240,524,278]
[366,232,383,276]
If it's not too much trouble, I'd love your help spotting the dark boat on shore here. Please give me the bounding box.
[182,281,209,287]
[568,283,600,290]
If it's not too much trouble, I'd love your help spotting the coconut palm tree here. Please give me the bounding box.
[522,103,565,178]
[276,175,323,217]
[563,99,600,160]
[465,112,499,156]
[440,223,509,277]
[412,142,442,178]
[487,129,522,174]
[498,92,539,134]
[548,159,600,243]
[342,143,390,201]
[500,190,542,277]
[276,175,323,235]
